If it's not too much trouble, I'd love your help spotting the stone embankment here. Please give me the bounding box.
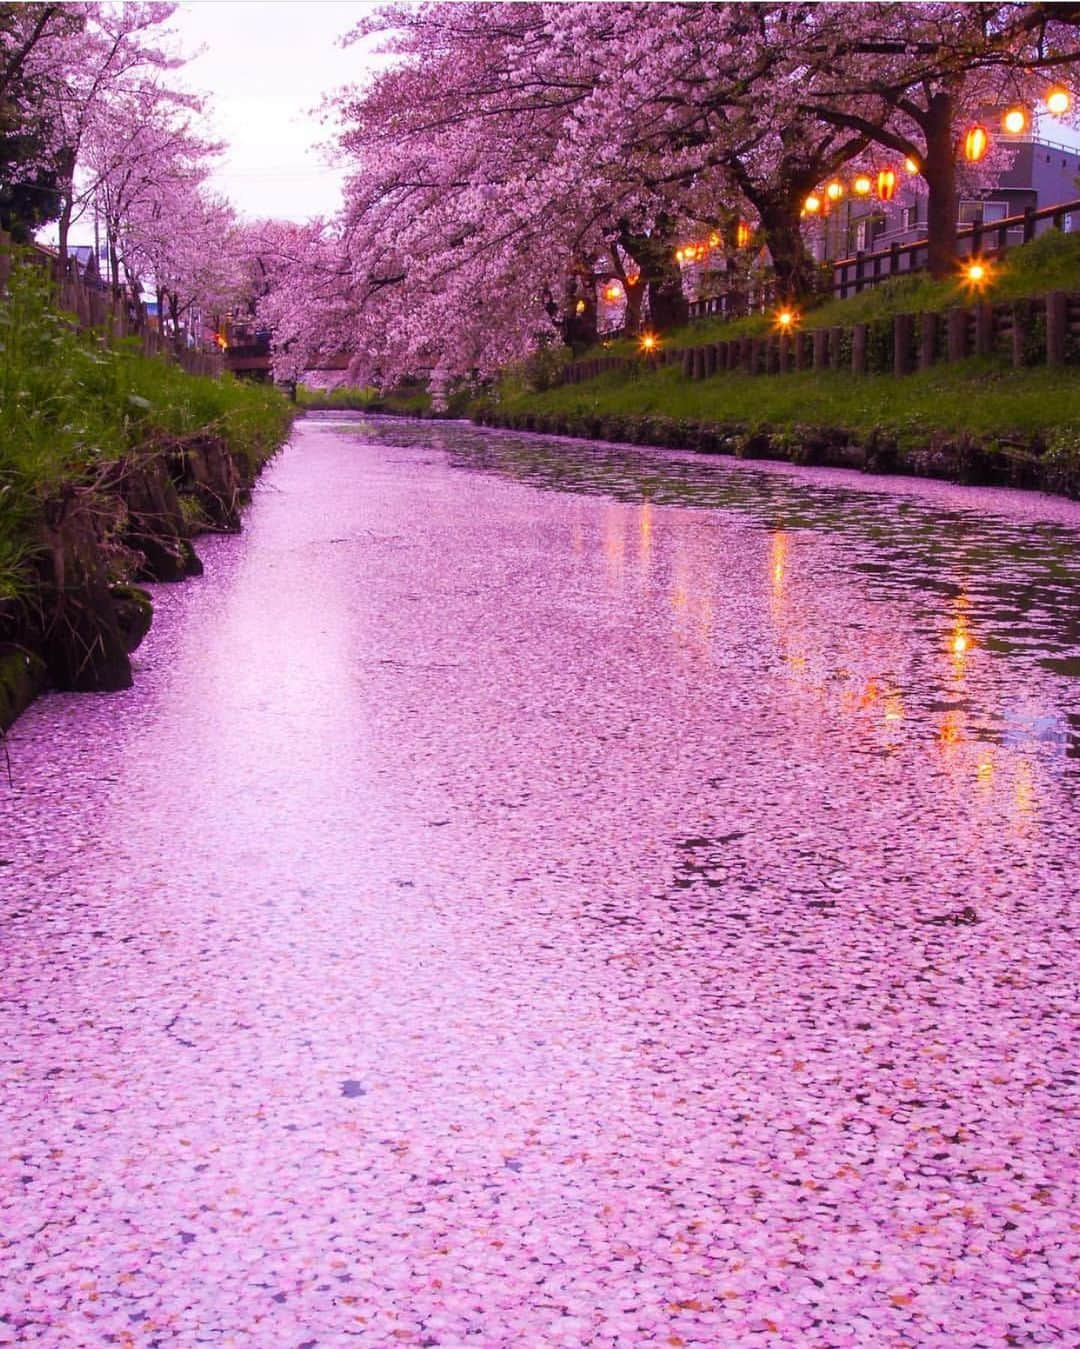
[1,437,266,732]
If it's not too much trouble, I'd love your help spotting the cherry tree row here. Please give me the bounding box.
[264,1,1080,388]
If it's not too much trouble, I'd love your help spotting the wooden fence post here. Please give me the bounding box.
[704,344,717,377]
[828,326,844,370]
[975,302,995,358]
[947,308,968,362]
[893,313,914,376]
[681,349,693,378]
[813,329,828,371]
[852,323,867,374]
[1046,291,1067,365]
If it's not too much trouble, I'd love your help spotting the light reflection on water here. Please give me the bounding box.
[351,415,1080,765]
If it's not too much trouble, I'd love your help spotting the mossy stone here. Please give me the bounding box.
[0,646,47,731]
[110,584,154,653]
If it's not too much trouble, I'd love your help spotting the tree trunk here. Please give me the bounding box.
[560,271,598,353]
[623,278,643,337]
[618,218,688,335]
[647,267,688,333]
[54,146,76,270]
[923,90,956,280]
[759,204,819,303]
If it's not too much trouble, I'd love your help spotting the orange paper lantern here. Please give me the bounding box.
[964,125,989,161]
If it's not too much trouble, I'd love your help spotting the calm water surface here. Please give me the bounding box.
[1,416,1078,1347]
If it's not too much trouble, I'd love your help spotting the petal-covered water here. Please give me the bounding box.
[2,416,1078,1347]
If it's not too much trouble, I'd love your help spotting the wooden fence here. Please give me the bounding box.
[677,291,1079,381]
[560,290,1080,385]
[0,232,223,380]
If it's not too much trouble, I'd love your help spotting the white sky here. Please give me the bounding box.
[172,0,386,223]
[47,0,387,246]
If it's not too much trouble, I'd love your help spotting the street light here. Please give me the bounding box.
[1045,87,1071,116]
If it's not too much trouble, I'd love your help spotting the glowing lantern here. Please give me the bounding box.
[708,232,720,247]
[575,299,586,315]
[640,333,658,353]
[965,260,989,286]
[803,193,822,214]
[1002,106,1028,135]
[736,220,751,248]
[877,168,897,201]
[775,309,796,329]
[675,248,685,263]
[825,180,844,202]
[604,283,622,302]
[964,125,989,161]
[904,156,920,174]
[853,175,872,196]
[1046,86,1071,116]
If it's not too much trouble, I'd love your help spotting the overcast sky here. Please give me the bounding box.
[46,1,386,246]
[172,0,386,223]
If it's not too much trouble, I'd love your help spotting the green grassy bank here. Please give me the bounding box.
[1,253,294,728]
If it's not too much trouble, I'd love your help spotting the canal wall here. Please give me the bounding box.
[0,436,275,733]
[473,406,1080,500]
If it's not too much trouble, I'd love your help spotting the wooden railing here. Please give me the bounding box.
[830,198,1080,300]
[685,197,1080,322]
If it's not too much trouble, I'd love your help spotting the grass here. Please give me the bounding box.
[494,356,1080,450]
[0,250,293,611]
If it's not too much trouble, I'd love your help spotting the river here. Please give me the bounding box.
[1,415,1077,1346]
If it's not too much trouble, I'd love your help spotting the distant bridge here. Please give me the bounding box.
[223,340,349,381]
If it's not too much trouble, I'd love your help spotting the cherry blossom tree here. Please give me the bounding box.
[6,2,183,263]
[84,84,221,299]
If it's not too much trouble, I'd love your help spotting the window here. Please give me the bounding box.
[902,202,920,230]
[958,199,1009,225]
